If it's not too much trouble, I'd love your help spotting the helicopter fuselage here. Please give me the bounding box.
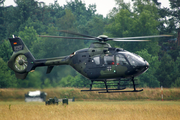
[69,42,149,80]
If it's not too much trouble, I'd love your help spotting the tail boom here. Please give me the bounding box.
[8,37,70,79]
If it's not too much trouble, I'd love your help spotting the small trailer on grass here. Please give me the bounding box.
[25,90,47,102]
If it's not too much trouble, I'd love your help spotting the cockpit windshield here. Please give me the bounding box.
[116,51,145,67]
[124,52,144,67]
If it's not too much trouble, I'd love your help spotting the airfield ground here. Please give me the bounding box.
[0,101,180,120]
[1,88,180,101]
[0,88,180,119]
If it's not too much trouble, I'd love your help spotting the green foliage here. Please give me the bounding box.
[42,78,52,88]
[59,75,74,87]
[56,9,76,30]
[0,40,12,62]
[136,49,160,87]
[171,77,180,88]
[169,0,180,31]
[106,0,160,56]
[18,18,46,35]
[0,58,17,88]
[80,16,105,36]
[155,53,178,87]
[71,74,89,87]
[18,26,38,47]
[17,71,42,88]
[58,73,89,88]
[0,5,6,40]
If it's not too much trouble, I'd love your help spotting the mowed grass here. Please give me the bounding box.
[1,88,180,101]
[0,101,180,120]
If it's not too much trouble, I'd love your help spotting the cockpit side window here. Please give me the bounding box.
[116,54,129,66]
[104,55,115,65]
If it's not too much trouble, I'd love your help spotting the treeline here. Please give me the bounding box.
[0,0,180,88]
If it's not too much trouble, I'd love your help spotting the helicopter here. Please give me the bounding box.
[8,31,171,93]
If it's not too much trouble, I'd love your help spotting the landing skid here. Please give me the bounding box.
[98,89,143,93]
[81,77,143,93]
[81,88,126,92]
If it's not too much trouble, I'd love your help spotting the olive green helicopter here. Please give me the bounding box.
[8,30,171,93]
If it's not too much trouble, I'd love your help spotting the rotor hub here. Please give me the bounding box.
[18,60,24,65]
[97,35,108,39]
[97,35,111,42]
[14,55,28,72]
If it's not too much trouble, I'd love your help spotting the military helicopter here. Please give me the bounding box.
[8,31,171,93]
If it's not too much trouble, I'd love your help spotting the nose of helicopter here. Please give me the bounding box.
[129,60,149,77]
[144,60,149,71]
[124,52,149,77]
[135,60,149,75]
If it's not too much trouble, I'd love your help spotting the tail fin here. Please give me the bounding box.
[8,37,35,79]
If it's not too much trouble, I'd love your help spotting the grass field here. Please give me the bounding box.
[0,101,180,120]
[1,88,180,101]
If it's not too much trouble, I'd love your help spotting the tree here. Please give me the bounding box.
[136,49,160,87]
[18,26,38,48]
[71,73,89,88]
[0,58,17,88]
[169,0,180,31]
[79,16,105,37]
[0,1,6,40]
[0,40,12,62]
[155,53,178,87]
[106,0,160,55]
[58,75,74,87]
[42,78,52,88]
[18,18,46,35]
[16,71,42,88]
[56,9,76,30]
[156,0,180,35]
[171,77,180,87]
[65,0,94,22]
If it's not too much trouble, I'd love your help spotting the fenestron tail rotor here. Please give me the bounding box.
[14,55,28,72]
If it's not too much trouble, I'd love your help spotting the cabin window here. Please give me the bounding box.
[116,54,129,66]
[104,55,115,65]
[93,56,100,65]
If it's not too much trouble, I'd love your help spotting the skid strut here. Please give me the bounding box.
[104,80,108,92]
[132,77,136,91]
[90,80,93,90]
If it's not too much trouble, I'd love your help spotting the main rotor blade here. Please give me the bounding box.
[113,35,172,40]
[58,30,96,38]
[113,39,150,42]
[38,35,97,40]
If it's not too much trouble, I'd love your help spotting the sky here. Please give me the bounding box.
[3,0,170,17]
